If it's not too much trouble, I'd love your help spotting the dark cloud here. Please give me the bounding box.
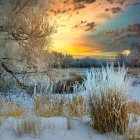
[49,8,72,15]
[111,7,122,14]
[72,0,96,10]
[127,24,140,36]
[104,29,123,36]
[106,0,127,5]
[105,6,123,14]
[74,21,96,31]
[85,22,96,31]
[105,8,109,12]
[104,23,140,45]
[105,24,140,37]
[47,0,136,16]
[73,0,96,4]
[74,3,85,10]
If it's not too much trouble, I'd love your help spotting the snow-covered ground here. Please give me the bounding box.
[0,67,140,140]
[0,116,124,140]
[1,72,140,109]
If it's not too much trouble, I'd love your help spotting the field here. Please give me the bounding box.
[0,66,140,140]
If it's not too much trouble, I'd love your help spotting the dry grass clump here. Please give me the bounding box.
[89,90,129,134]
[13,117,43,137]
[34,96,65,117]
[85,65,134,135]
[34,96,88,117]
[68,96,88,117]
[127,101,140,115]
[0,101,25,117]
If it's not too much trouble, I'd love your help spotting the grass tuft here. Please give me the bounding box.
[86,65,133,134]
[0,101,25,117]
[89,90,129,134]
[34,96,88,117]
[13,117,43,137]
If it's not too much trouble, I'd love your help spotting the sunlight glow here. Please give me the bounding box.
[122,50,131,56]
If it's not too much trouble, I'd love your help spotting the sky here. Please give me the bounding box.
[44,0,140,59]
[1,0,140,59]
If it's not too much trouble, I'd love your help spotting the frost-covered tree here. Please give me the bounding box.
[0,0,55,93]
[117,44,140,67]
[129,45,140,66]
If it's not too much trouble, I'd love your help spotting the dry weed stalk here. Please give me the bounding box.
[34,96,88,117]
[89,90,129,134]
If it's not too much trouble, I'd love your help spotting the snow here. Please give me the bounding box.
[0,67,140,140]
[0,89,34,110]
[0,117,123,140]
[132,85,140,102]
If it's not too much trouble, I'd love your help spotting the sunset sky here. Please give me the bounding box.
[46,0,140,59]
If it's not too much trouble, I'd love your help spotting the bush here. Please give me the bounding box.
[85,65,133,134]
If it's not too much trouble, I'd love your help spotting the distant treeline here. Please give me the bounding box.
[61,57,111,68]
[51,52,115,68]
[52,45,140,68]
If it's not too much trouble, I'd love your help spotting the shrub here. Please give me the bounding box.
[86,65,133,134]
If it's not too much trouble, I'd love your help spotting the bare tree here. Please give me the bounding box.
[0,0,55,94]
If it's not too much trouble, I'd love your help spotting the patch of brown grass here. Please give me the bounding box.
[34,96,88,118]
[13,117,43,137]
[89,90,129,134]
[34,96,65,117]
[0,101,25,117]
[127,101,140,115]
[68,96,88,117]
